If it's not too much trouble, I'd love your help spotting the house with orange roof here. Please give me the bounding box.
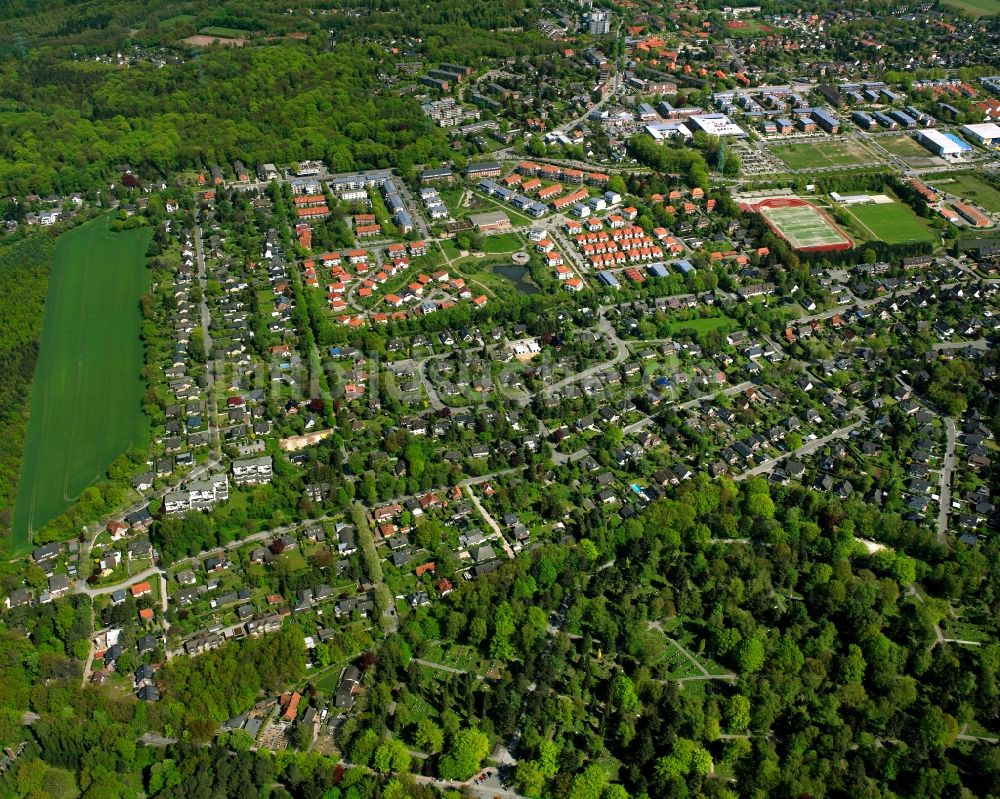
[280,691,301,721]
[564,277,584,292]
[409,241,427,256]
[472,295,488,307]
[537,183,563,200]
[295,194,327,208]
[297,206,329,220]
[131,581,151,598]
[953,201,991,228]
[295,224,313,249]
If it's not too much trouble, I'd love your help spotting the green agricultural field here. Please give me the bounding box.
[10,215,151,551]
[941,0,1000,16]
[771,139,880,170]
[936,172,1000,212]
[842,200,937,244]
[199,26,249,38]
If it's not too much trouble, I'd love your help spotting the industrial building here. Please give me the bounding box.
[962,122,1000,148]
[914,129,973,161]
[688,114,747,138]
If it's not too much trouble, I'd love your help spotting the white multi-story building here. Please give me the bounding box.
[164,474,230,514]
[585,10,611,34]
[232,456,273,486]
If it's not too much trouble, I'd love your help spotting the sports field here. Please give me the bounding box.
[10,215,151,551]
[842,200,937,244]
[770,139,879,170]
[199,26,249,38]
[756,200,852,251]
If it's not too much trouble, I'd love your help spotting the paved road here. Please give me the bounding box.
[529,315,628,404]
[734,415,866,482]
[938,416,957,539]
[193,223,221,458]
[416,353,450,411]
[75,565,162,598]
[552,447,590,465]
[933,338,991,353]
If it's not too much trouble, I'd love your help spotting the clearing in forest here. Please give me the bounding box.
[10,214,151,551]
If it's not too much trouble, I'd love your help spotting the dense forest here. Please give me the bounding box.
[5,476,1000,798]
[328,476,1000,799]
[0,235,53,542]
[0,0,555,197]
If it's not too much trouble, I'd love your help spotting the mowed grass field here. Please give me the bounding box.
[843,200,938,244]
[941,0,1000,16]
[199,26,249,38]
[936,173,1000,212]
[10,215,151,551]
[665,316,737,335]
[770,139,879,170]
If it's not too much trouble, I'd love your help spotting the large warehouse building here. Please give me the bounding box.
[961,122,1000,148]
[688,114,748,138]
[914,128,973,161]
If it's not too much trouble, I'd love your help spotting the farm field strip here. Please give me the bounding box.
[10,214,151,551]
